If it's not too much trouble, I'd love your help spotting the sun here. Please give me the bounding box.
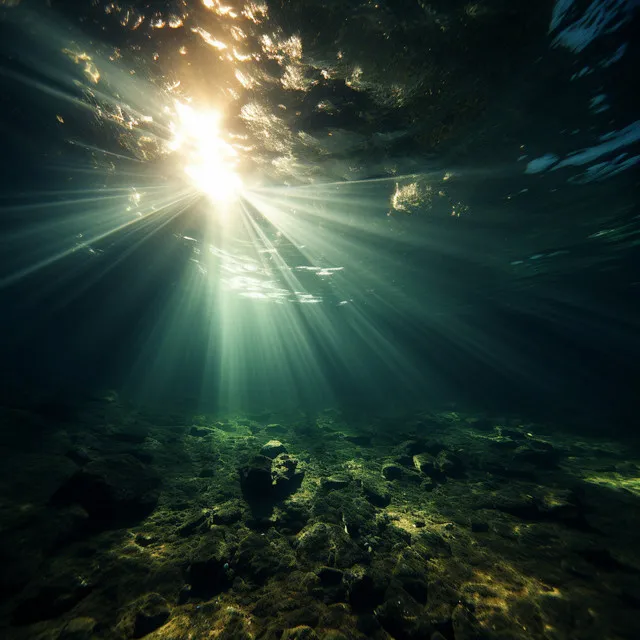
[168,102,242,203]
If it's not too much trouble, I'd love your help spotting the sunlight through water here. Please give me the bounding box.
[168,102,242,204]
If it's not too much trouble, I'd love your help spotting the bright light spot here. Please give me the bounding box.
[169,102,242,203]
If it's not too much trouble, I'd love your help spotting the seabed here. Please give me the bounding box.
[1,395,639,640]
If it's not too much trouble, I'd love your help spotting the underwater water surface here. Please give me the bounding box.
[0,0,638,639]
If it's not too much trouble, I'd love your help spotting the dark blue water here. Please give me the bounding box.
[0,0,638,423]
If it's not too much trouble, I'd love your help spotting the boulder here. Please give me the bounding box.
[50,454,160,528]
[261,440,287,458]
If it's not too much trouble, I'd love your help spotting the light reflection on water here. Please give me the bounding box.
[0,0,636,310]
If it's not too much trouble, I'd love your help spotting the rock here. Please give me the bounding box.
[272,454,304,498]
[261,440,287,458]
[296,523,367,568]
[235,532,296,582]
[210,501,243,525]
[435,450,465,478]
[397,439,428,457]
[50,454,160,528]
[189,426,211,437]
[375,586,430,640]
[276,501,310,533]
[421,478,436,491]
[498,427,527,440]
[312,567,346,604]
[282,626,318,640]
[266,423,288,435]
[347,568,388,612]
[58,617,97,640]
[12,575,93,625]
[187,558,232,598]
[132,594,170,638]
[470,521,489,533]
[135,533,157,547]
[513,441,560,469]
[362,481,391,508]
[239,455,274,503]
[415,531,452,558]
[65,447,93,466]
[382,463,404,480]
[321,476,350,491]
[178,513,208,537]
[394,549,429,604]
[451,603,483,640]
[413,453,437,474]
[317,566,344,586]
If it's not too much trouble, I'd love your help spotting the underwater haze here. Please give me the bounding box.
[0,0,639,639]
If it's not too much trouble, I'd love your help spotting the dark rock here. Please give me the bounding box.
[135,533,157,547]
[375,586,431,640]
[272,454,304,498]
[210,502,243,525]
[317,566,344,586]
[235,532,295,582]
[346,566,389,612]
[421,478,436,491]
[132,594,170,638]
[499,427,527,440]
[396,454,415,468]
[313,491,376,539]
[65,447,93,467]
[261,440,287,458]
[276,502,310,533]
[190,426,211,437]
[489,437,520,450]
[382,463,404,481]
[282,626,318,640]
[177,585,192,604]
[413,453,437,474]
[577,547,634,572]
[178,513,208,537]
[470,521,489,533]
[513,441,560,469]
[312,567,346,604]
[12,576,93,625]
[356,613,382,635]
[472,418,493,431]
[435,450,465,478]
[58,617,97,640]
[296,523,367,568]
[239,455,274,503]
[321,476,350,491]
[397,439,428,457]
[394,549,429,604]
[187,559,232,598]
[451,603,483,640]
[50,454,160,528]
[362,481,391,508]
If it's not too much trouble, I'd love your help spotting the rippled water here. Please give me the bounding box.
[0,0,637,417]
